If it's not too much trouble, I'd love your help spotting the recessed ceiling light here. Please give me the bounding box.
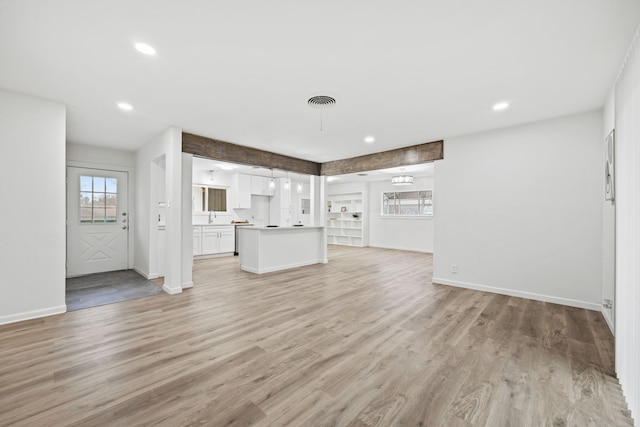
[493,102,509,111]
[117,102,133,111]
[364,136,375,143]
[134,42,156,56]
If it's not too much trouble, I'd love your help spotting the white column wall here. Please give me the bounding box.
[134,126,183,294]
[181,153,194,289]
[433,111,603,310]
[614,24,640,425]
[602,90,616,333]
[0,90,66,324]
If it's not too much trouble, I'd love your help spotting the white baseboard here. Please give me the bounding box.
[163,284,183,295]
[133,267,153,279]
[182,281,194,289]
[241,259,322,275]
[369,244,432,254]
[601,307,615,335]
[432,277,601,311]
[0,305,67,326]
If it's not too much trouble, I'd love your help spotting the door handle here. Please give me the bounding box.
[122,225,127,230]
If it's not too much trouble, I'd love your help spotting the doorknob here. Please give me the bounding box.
[122,225,127,230]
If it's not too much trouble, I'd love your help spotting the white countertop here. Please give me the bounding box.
[240,225,324,230]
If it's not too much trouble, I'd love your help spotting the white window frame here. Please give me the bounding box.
[381,189,433,218]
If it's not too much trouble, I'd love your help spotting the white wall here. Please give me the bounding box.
[613,24,640,425]
[134,127,184,294]
[66,143,135,168]
[433,111,603,310]
[0,90,66,324]
[369,176,434,253]
[602,89,616,333]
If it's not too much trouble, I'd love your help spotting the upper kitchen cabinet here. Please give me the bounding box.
[232,174,251,209]
[250,176,275,196]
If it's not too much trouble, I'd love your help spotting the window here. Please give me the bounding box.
[382,190,433,217]
[193,186,228,212]
[80,175,118,223]
[207,188,227,212]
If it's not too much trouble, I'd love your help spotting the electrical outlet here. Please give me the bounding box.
[451,264,458,273]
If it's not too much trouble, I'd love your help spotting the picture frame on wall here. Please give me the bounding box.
[605,129,615,201]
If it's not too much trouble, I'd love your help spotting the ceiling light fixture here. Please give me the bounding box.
[117,102,133,111]
[209,170,214,182]
[392,169,414,185]
[493,101,509,111]
[134,42,156,56]
[308,95,336,131]
[364,136,375,143]
[216,163,234,171]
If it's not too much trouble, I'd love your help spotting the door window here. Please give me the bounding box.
[80,175,118,223]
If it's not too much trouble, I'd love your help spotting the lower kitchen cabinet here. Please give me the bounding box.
[194,225,234,256]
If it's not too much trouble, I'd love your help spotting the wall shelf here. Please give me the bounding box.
[326,192,367,247]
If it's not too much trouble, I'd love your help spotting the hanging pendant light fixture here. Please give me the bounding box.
[391,168,413,185]
[209,170,215,183]
[269,169,275,189]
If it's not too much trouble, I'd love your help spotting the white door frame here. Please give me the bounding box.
[66,160,135,272]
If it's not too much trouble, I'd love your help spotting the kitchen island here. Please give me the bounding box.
[237,226,326,274]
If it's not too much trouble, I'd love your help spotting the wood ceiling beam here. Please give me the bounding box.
[182,132,443,176]
[182,132,322,176]
[320,140,443,176]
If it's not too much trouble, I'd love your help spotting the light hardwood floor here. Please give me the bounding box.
[0,246,632,426]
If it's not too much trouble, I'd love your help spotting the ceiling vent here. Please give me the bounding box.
[307,96,336,109]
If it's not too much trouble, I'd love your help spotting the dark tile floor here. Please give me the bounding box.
[66,270,164,311]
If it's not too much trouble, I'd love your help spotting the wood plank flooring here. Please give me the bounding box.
[0,246,632,426]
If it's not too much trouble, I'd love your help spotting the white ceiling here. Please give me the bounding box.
[1,1,639,163]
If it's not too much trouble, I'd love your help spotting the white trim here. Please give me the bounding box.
[432,277,601,311]
[133,267,157,280]
[369,244,432,254]
[240,259,321,275]
[182,281,194,289]
[163,284,183,294]
[602,307,615,335]
[0,305,67,326]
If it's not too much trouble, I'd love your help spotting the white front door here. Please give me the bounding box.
[66,167,129,277]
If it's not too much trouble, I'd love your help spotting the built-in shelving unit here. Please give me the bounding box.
[326,192,367,247]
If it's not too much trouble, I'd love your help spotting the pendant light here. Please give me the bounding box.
[391,168,413,185]
[269,169,275,189]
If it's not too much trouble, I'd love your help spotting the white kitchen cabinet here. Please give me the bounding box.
[194,225,235,256]
[250,176,275,196]
[233,174,252,209]
[193,226,202,255]
[218,228,235,253]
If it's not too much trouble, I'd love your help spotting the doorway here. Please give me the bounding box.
[66,166,129,277]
